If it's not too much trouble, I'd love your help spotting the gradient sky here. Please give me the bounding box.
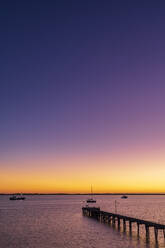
[1,0,165,193]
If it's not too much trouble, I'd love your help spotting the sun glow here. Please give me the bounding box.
[1,150,165,194]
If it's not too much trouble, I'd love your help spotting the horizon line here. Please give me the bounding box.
[1,193,165,195]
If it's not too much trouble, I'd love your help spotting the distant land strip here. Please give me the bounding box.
[1,193,165,195]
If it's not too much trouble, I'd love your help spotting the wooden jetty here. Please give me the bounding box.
[82,207,165,243]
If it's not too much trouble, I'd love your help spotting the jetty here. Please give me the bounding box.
[82,207,165,243]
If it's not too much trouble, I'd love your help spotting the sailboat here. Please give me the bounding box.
[86,185,96,203]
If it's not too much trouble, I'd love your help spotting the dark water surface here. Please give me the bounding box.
[0,195,165,248]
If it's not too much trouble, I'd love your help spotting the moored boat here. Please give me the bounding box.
[121,195,128,199]
[86,198,96,203]
[86,186,96,203]
[9,195,26,200]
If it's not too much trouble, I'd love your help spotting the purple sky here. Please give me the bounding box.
[1,0,165,164]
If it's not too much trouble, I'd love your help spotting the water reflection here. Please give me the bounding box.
[0,195,165,248]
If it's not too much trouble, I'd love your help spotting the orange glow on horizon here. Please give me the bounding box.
[1,150,165,194]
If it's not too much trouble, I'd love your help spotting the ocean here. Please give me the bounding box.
[0,195,165,248]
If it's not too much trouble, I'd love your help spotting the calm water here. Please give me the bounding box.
[0,195,165,248]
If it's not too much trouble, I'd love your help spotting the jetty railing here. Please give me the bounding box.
[82,207,165,244]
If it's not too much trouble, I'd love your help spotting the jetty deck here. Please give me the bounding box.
[82,207,165,243]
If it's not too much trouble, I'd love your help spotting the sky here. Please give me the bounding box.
[1,0,165,193]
